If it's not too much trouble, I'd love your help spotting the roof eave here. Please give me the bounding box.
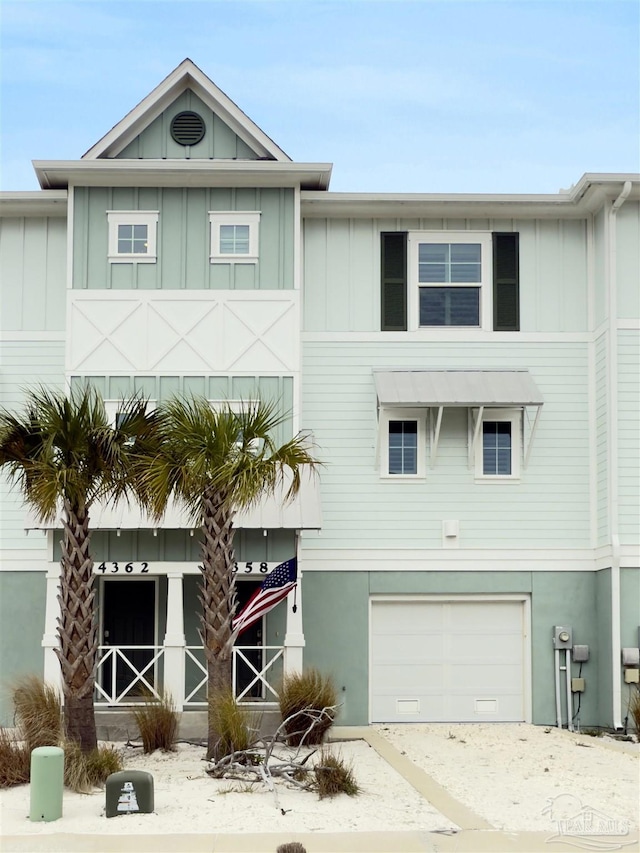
[33,160,333,191]
[0,190,68,217]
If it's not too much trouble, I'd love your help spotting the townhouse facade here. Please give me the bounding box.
[1,60,638,730]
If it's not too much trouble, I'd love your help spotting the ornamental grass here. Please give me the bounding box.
[278,668,337,746]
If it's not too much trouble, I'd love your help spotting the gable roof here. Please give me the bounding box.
[82,58,291,162]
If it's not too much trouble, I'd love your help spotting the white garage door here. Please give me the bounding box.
[371,599,525,723]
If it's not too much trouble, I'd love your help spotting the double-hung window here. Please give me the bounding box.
[379,408,426,478]
[107,211,159,264]
[409,232,492,329]
[474,408,521,480]
[209,212,260,263]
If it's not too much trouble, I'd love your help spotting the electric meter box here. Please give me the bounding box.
[105,770,154,818]
[553,626,573,649]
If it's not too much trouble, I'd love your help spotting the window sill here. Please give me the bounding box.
[210,256,258,265]
[108,255,156,264]
[474,476,521,484]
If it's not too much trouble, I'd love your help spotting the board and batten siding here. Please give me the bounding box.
[618,331,640,544]
[0,216,67,331]
[616,202,640,320]
[302,341,590,550]
[73,187,294,291]
[116,90,259,161]
[303,217,588,333]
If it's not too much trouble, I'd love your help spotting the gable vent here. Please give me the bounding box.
[170,111,206,146]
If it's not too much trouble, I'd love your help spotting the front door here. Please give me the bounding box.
[101,580,156,699]
[234,581,264,699]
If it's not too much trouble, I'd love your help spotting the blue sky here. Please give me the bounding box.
[1,0,638,193]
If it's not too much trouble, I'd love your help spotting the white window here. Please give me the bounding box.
[107,211,159,264]
[379,408,427,478]
[209,212,260,263]
[473,408,521,480]
[408,231,492,329]
[104,399,156,429]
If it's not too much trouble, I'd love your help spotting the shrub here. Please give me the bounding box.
[313,748,359,799]
[208,689,261,759]
[131,691,179,754]
[277,845,308,853]
[0,729,30,788]
[86,744,123,786]
[12,676,62,751]
[278,668,337,746]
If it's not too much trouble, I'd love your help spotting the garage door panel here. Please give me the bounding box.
[372,633,444,662]
[371,663,444,692]
[371,599,525,723]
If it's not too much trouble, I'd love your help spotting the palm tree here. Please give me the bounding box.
[0,386,154,753]
[140,396,318,758]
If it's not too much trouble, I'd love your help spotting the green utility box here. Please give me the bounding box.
[105,770,154,817]
[30,746,64,822]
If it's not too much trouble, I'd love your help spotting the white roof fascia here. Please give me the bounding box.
[374,369,544,408]
[82,58,291,162]
[0,190,68,217]
[33,160,333,191]
[301,174,640,219]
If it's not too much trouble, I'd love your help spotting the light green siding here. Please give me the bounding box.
[0,572,47,725]
[593,208,607,328]
[616,202,640,320]
[117,91,259,160]
[0,217,67,331]
[303,217,588,332]
[70,374,294,446]
[73,187,294,291]
[0,341,65,551]
[595,332,609,547]
[618,332,640,544]
[303,341,590,549]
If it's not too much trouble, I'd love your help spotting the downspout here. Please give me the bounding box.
[608,180,631,730]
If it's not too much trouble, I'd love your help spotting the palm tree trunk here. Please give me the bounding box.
[55,499,98,753]
[198,490,237,759]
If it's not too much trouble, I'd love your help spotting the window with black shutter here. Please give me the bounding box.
[493,233,520,331]
[381,232,407,331]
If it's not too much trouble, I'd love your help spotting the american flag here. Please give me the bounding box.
[232,558,297,636]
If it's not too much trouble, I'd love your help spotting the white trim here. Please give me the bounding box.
[0,332,66,342]
[407,230,492,331]
[472,408,522,481]
[378,407,427,478]
[208,211,260,263]
[107,210,159,263]
[368,594,532,725]
[617,319,640,330]
[301,330,595,343]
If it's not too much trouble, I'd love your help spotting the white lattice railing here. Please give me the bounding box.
[95,645,164,706]
[95,644,283,708]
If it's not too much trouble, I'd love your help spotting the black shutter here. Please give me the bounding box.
[381,232,407,331]
[493,233,520,331]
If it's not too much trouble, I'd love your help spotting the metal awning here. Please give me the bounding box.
[373,369,544,408]
[374,369,544,469]
[25,469,322,532]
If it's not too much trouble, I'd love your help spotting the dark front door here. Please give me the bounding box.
[101,580,156,699]
[235,581,264,699]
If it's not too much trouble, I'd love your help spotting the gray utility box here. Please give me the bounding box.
[105,770,154,818]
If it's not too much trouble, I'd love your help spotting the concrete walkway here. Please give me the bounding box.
[3,726,639,853]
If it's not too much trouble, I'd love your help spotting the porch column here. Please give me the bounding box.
[284,569,305,675]
[42,565,62,695]
[163,570,186,710]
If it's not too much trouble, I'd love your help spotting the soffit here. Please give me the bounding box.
[374,369,544,407]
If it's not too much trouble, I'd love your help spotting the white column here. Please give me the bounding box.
[284,569,305,675]
[163,571,186,709]
[42,566,62,695]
